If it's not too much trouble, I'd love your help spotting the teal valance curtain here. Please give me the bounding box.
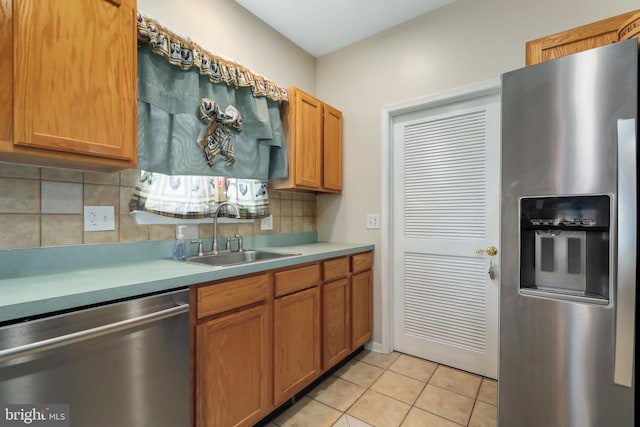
[135,12,289,181]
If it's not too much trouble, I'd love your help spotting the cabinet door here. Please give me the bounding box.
[274,286,321,404]
[0,0,11,144]
[525,10,638,66]
[351,270,373,348]
[13,0,136,164]
[323,103,342,192]
[293,90,323,189]
[196,304,271,427]
[270,87,343,193]
[322,278,351,370]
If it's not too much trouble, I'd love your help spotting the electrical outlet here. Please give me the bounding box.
[260,215,274,231]
[84,206,115,231]
[366,214,380,229]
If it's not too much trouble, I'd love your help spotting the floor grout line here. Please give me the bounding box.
[297,351,497,427]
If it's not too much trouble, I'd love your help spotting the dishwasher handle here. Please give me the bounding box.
[0,303,189,363]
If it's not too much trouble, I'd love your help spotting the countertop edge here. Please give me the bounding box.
[0,243,374,323]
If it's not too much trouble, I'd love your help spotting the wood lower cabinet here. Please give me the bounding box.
[0,0,137,171]
[321,256,351,370]
[194,274,271,427]
[351,270,373,349]
[273,283,321,405]
[195,305,270,427]
[193,252,372,426]
[526,9,639,66]
[322,277,351,369]
[351,253,373,349]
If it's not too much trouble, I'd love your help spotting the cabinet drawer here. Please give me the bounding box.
[323,257,349,281]
[275,264,321,297]
[351,252,372,273]
[197,273,269,319]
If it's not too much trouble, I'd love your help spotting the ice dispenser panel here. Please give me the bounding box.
[520,196,610,303]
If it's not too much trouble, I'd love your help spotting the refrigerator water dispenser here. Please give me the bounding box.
[520,195,610,303]
[534,229,586,292]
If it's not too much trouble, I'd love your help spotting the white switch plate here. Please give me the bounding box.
[84,206,115,231]
[260,215,274,231]
[366,214,380,229]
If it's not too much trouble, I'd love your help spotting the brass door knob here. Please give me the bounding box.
[476,246,498,257]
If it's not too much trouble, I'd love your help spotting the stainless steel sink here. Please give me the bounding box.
[184,250,301,267]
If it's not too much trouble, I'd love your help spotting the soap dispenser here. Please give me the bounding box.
[173,225,188,260]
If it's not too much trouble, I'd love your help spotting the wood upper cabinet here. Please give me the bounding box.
[526,9,639,66]
[322,103,343,192]
[293,90,323,189]
[0,0,137,171]
[273,265,321,405]
[194,274,272,427]
[271,87,342,193]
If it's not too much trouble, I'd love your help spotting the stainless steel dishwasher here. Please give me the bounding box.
[0,288,190,427]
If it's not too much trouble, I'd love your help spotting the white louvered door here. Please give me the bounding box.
[392,91,500,379]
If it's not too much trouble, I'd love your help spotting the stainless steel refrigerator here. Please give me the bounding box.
[500,38,637,426]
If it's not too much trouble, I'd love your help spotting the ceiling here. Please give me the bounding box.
[234,0,455,57]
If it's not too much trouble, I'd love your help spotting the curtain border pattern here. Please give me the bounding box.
[136,12,288,103]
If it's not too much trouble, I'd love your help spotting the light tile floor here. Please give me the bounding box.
[268,351,497,427]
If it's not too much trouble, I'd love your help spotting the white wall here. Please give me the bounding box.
[137,0,316,93]
[315,0,638,345]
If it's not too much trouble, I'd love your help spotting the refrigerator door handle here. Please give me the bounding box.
[615,118,636,388]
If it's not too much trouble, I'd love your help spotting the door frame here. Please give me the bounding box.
[378,79,501,354]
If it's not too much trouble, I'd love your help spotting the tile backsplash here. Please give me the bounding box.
[0,163,316,249]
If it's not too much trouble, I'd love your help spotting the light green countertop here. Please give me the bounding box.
[0,242,374,323]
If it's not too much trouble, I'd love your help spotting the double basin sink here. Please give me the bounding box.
[183,250,301,268]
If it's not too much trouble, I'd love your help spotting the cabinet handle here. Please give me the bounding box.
[105,0,122,7]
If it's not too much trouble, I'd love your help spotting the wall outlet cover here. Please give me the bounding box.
[84,206,115,232]
[366,214,380,229]
[261,215,274,231]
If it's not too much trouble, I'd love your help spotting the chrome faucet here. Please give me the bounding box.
[225,233,244,252]
[212,202,241,254]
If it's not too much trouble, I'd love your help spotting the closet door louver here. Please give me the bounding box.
[403,110,487,241]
